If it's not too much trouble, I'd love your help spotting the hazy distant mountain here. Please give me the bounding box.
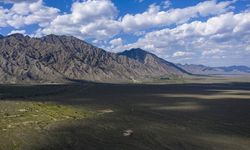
[217,66,250,73]
[0,34,187,83]
[177,64,250,75]
[118,48,189,76]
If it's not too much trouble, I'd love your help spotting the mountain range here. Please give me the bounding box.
[177,64,250,75]
[0,34,249,84]
[0,34,187,83]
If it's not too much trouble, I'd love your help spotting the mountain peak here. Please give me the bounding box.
[41,34,87,45]
[129,48,147,52]
[118,48,154,63]
[5,34,31,42]
[42,34,64,40]
[125,48,154,55]
[7,33,25,38]
[119,48,188,75]
[43,34,69,39]
[41,34,72,44]
[43,34,79,39]
[0,34,3,39]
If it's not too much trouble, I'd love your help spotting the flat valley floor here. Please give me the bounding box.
[0,77,250,150]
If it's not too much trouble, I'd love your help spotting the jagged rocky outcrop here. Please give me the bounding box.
[0,34,187,83]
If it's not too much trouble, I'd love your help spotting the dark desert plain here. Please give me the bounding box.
[0,76,250,150]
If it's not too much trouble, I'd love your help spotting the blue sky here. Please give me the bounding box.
[0,0,250,66]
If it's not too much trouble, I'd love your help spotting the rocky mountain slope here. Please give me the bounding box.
[118,48,190,76]
[0,34,187,83]
[177,64,250,75]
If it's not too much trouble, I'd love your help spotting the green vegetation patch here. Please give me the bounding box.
[0,101,93,132]
[0,100,95,149]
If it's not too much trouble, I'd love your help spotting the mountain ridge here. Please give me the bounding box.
[118,48,190,75]
[0,34,187,83]
[1,33,249,84]
[177,64,250,75]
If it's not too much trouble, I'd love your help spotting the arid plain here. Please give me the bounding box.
[0,76,250,150]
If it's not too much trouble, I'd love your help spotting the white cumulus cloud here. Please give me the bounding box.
[120,0,233,33]
[110,38,123,47]
[8,29,26,35]
[202,49,224,56]
[0,0,38,3]
[0,0,59,28]
[173,51,193,58]
[117,11,250,65]
[37,0,234,40]
[40,0,120,40]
